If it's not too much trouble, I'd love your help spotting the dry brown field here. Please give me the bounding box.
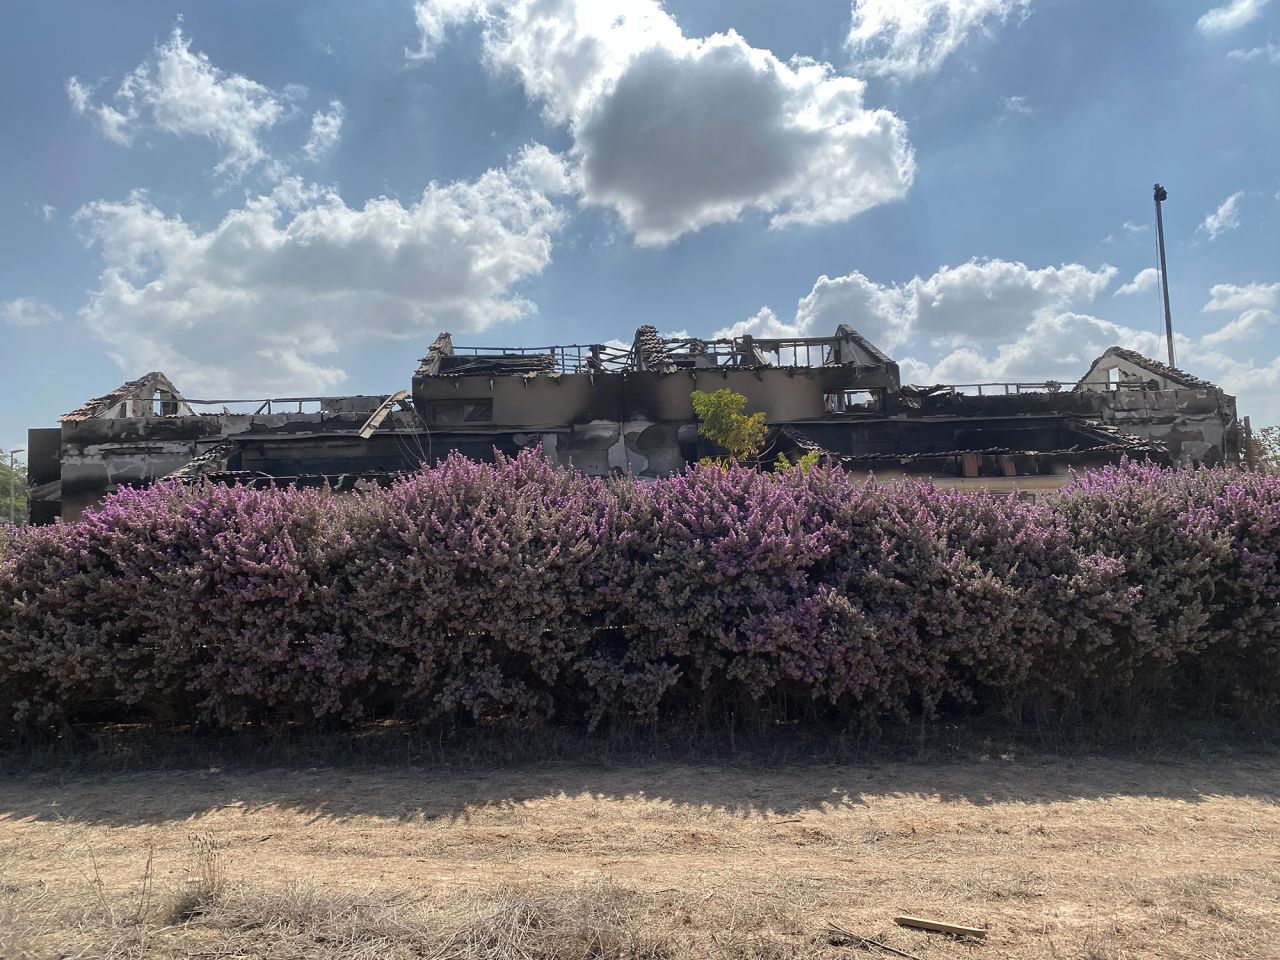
[2,747,1278,959]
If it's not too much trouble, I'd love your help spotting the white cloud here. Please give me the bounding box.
[67,27,291,176]
[1203,281,1280,312]
[1200,308,1275,347]
[408,0,487,59]
[1199,191,1243,240]
[718,273,910,347]
[66,76,136,146]
[1200,283,1280,351]
[3,298,63,327]
[1197,352,1280,423]
[1115,267,1160,296]
[1104,220,1150,243]
[999,95,1035,122]
[910,260,1116,344]
[913,312,1171,385]
[720,258,1116,352]
[41,204,57,221]
[1228,41,1280,62]
[66,76,90,113]
[72,144,572,395]
[1197,0,1270,34]
[846,0,1031,78]
[303,100,345,161]
[412,0,915,246]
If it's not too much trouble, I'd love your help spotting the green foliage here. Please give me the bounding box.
[690,389,767,463]
[1247,424,1280,470]
[775,450,823,473]
[0,456,27,526]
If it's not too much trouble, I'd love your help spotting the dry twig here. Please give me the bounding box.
[827,921,924,959]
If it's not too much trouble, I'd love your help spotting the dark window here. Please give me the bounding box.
[427,399,494,424]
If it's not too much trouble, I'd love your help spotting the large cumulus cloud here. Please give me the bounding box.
[74,145,573,395]
[412,0,915,245]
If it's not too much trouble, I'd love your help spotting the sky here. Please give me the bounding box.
[2,0,1279,456]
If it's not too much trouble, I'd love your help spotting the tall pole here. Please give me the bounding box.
[1154,183,1176,369]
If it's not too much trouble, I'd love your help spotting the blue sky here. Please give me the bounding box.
[3,0,1279,454]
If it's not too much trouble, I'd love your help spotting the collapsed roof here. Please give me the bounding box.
[1075,346,1219,392]
[415,324,900,380]
[60,371,194,422]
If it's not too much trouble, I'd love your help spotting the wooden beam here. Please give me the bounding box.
[893,915,987,939]
[357,390,410,439]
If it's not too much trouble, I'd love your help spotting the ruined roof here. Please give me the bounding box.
[437,354,558,376]
[61,372,192,422]
[416,330,624,377]
[833,324,893,365]
[167,439,239,480]
[631,325,676,372]
[414,325,900,379]
[1076,346,1217,391]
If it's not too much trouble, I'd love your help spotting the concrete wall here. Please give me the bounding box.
[1096,388,1238,466]
[537,419,698,477]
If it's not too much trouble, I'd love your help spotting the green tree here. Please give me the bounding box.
[0,453,29,525]
[1246,424,1280,470]
[774,449,823,473]
[690,389,767,464]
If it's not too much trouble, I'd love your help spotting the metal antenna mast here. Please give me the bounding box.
[1153,183,1176,369]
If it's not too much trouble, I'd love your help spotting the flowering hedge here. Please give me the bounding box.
[1,453,1277,734]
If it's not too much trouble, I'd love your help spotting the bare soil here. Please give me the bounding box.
[2,750,1278,958]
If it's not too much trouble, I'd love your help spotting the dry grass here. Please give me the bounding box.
[1,751,1278,959]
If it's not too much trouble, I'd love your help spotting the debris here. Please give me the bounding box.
[826,923,923,959]
[357,389,410,438]
[893,914,987,939]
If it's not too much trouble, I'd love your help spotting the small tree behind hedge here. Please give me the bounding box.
[1246,424,1280,471]
[690,389,767,463]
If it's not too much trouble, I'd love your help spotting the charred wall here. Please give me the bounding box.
[412,366,893,429]
[1094,388,1238,466]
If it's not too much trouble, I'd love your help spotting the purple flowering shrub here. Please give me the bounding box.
[342,451,625,725]
[1156,467,1280,713]
[605,464,858,722]
[0,483,359,725]
[1,452,1277,734]
[1055,464,1241,713]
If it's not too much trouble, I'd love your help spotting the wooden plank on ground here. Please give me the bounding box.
[893,914,987,938]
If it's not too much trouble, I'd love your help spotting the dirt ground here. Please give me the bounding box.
[2,749,1278,959]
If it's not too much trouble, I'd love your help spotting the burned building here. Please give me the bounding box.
[1074,346,1240,466]
[27,374,424,523]
[411,325,901,477]
[26,327,1240,522]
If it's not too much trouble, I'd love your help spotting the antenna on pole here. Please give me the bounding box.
[1153,183,1176,369]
